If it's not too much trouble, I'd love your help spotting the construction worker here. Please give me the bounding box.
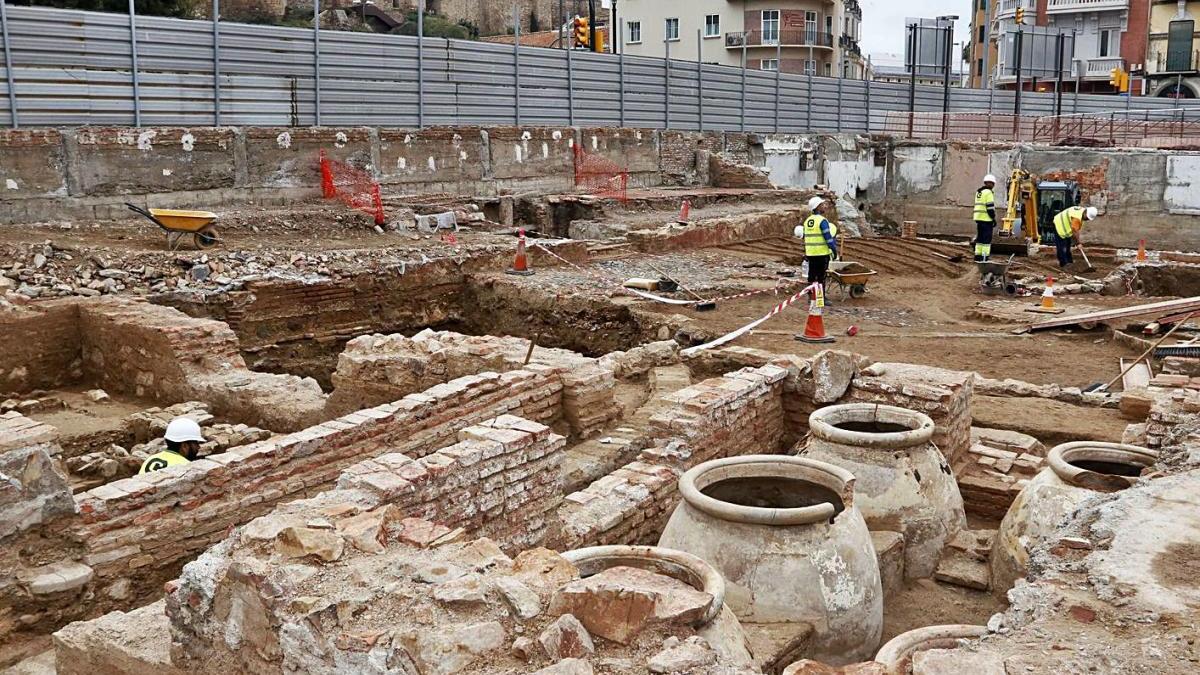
[973,174,998,262]
[796,196,839,288]
[1052,205,1099,269]
[138,417,205,474]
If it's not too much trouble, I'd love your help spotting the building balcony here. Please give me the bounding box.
[1076,56,1127,79]
[996,0,1035,19]
[1148,48,1200,75]
[725,30,835,50]
[1046,0,1129,14]
[840,34,862,58]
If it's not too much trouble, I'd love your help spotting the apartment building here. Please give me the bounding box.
[1145,0,1199,97]
[617,0,868,78]
[974,0,1151,94]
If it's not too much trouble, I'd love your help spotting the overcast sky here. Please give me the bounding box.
[860,0,974,65]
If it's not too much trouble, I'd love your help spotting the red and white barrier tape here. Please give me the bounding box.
[680,283,819,357]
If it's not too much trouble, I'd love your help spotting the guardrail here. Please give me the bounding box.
[1032,109,1200,146]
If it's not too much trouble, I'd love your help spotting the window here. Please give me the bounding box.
[825,15,833,40]
[665,17,679,41]
[627,21,641,44]
[825,62,832,76]
[977,57,984,76]
[762,10,780,44]
[804,59,816,76]
[805,11,817,44]
[1099,29,1119,58]
[978,25,985,42]
[762,58,779,71]
[704,14,720,38]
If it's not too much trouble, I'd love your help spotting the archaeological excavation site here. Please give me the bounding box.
[2,124,1200,675]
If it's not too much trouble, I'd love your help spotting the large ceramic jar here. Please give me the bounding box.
[560,545,753,667]
[991,441,1157,595]
[870,624,989,674]
[802,403,966,580]
[657,455,883,665]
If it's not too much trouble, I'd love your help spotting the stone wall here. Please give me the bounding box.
[625,206,807,253]
[558,363,790,549]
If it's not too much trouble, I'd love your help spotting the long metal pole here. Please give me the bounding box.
[417,0,424,128]
[213,0,221,126]
[0,0,19,129]
[587,0,596,53]
[618,24,625,126]
[865,57,872,133]
[664,38,671,128]
[774,40,781,133]
[807,44,814,132]
[313,0,321,126]
[1053,32,1064,117]
[129,0,141,127]
[558,0,564,48]
[740,42,747,132]
[697,28,703,131]
[1013,28,1024,139]
[611,0,617,54]
[566,39,574,125]
[907,24,916,136]
[514,3,521,126]
[942,24,952,139]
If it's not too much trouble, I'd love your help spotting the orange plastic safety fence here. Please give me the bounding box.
[573,145,629,202]
[318,150,385,225]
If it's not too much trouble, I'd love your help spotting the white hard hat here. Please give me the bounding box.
[983,174,997,184]
[1084,207,1098,220]
[807,196,826,212]
[164,417,206,443]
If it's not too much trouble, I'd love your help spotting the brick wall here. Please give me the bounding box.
[326,330,619,438]
[5,367,561,641]
[0,300,82,394]
[845,362,975,469]
[626,206,804,252]
[558,364,789,549]
[658,130,723,185]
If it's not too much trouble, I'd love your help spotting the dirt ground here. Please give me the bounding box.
[881,579,1007,645]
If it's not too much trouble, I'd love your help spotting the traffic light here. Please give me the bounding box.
[573,16,590,49]
[1015,7,1025,25]
[1109,67,1130,92]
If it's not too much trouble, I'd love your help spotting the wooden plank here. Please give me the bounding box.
[1119,358,1153,391]
[1027,296,1200,332]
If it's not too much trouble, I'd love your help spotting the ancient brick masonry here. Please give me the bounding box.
[558,364,789,549]
[335,415,566,553]
[846,362,975,470]
[7,367,561,639]
[326,330,619,438]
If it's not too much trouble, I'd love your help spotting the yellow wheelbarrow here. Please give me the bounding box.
[125,203,221,250]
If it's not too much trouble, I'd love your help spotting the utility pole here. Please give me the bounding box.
[1012,27,1024,137]
[587,0,596,54]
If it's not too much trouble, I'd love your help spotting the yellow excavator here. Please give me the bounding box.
[993,169,1081,256]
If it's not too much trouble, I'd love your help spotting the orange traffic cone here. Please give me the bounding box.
[507,228,534,276]
[796,284,835,344]
[1136,239,1147,262]
[1041,276,1056,310]
[678,200,691,224]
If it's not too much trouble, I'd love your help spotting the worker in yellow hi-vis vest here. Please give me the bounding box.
[1052,205,1099,269]
[795,196,839,289]
[972,174,998,262]
[138,417,205,474]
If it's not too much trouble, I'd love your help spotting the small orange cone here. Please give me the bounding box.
[507,228,534,276]
[796,284,835,344]
[1041,276,1056,310]
[1136,239,1147,262]
[678,200,691,224]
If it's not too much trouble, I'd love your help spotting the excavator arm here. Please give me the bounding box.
[1000,169,1040,244]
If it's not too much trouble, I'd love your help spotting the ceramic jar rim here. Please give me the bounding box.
[1046,441,1157,488]
[808,403,936,450]
[561,545,726,625]
[678,454,856,526]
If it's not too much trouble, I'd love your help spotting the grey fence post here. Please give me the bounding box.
[566,43,574,126]
[417,0,424,128]
[740,42,747,132]
[513,4,521,126]
[806,45,814,132]
[774,41,781,133]
[0,0,18,129]
[618,35,626,127]
[865,70,871,133]
[313,0,321,126]
[213,0,221,126]
[664,38,671,129]
[835,76,842,132]
[129,0,141,127]
[696,29,703,131]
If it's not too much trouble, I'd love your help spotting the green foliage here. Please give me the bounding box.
[20,0,202,19]
[395,10,470,40]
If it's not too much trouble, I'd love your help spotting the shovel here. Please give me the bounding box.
[1075,244,1097,273]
